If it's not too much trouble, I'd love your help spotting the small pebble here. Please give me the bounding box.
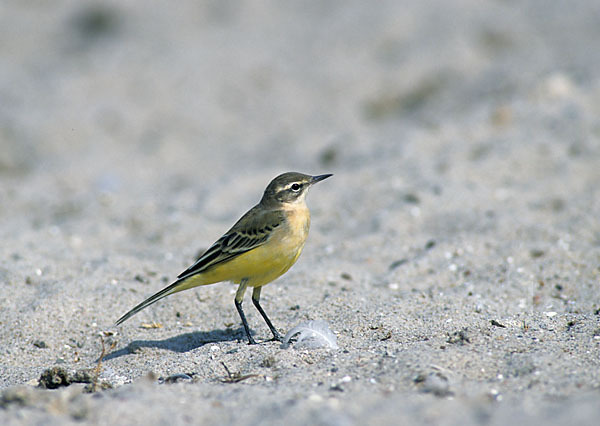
[414,372,453,397]
[389,259,407,270]
[490,320,506,328]
[529,249,545,258]
[159,373,195,384]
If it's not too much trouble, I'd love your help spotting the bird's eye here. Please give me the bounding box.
[291,183,301,192]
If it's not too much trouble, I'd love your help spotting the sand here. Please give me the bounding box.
[1,0,599,424]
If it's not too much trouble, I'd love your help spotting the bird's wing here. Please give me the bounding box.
[176,206,285,281]
[114,206,286,326]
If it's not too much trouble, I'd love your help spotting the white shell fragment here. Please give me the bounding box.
[281,320,339,349]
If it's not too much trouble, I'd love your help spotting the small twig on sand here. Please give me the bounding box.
[92,333,117,392]
[220,361,260,383]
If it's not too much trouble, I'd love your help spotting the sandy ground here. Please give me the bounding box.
[1,0,600,424]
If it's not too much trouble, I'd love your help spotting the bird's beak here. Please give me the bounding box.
[310,174,333,185]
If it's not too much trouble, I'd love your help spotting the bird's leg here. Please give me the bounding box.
[252,286,282,342]
[235,279,256,345]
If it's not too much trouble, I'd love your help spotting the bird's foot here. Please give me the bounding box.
[269,331,283,342]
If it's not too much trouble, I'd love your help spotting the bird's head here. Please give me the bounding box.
[261,172,332,206]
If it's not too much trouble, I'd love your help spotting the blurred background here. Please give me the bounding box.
[2,0,599,297]
[2,0,600,302]
[1,1,600,418]
[4,0,599,181]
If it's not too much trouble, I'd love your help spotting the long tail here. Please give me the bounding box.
[115,278,189,326]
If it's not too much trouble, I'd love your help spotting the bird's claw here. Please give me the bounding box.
[269,332,283,342]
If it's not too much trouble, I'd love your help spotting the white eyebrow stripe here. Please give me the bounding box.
[283,182,304,190]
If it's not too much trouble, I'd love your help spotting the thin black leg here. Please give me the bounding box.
[235,299,257,345]
[252,287,282,341]
[235,279,256,345]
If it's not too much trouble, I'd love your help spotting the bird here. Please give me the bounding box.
[115,172,332,344]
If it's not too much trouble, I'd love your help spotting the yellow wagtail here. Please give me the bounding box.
[115,172,332,344]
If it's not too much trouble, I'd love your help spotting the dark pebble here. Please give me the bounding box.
[38,367,71,389]
[530,249,545,258]
[389,259,407,270]
[425,240,436,250]
[447,328,471,345]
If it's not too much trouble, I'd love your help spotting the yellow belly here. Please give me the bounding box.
[200,237,305,287]
[179,207,310,290]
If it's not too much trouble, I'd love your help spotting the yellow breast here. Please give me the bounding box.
[190,205,311,288]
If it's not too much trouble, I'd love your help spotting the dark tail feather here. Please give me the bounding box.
[115,279,183,326]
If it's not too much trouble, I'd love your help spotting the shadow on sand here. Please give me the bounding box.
[103,327,247,361]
